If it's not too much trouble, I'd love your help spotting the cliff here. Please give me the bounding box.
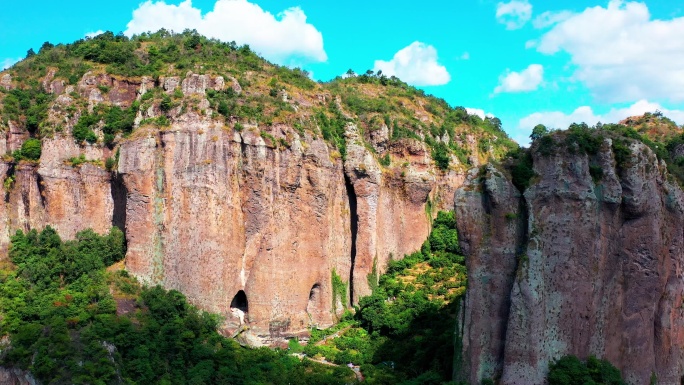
[0,31,514,341]
[456,130,684,384]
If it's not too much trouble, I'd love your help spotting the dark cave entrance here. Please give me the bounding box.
[230,290,249,313]
[307,283,322,313]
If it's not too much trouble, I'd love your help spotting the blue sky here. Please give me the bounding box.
[2,0,684,144]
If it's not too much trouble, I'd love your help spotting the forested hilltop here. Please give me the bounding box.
[0,29,516,168]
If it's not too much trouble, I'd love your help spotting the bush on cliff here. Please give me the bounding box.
[548,355,625,385]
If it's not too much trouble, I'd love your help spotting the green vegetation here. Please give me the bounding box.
[331,269,348,314]
[3,30,517,170]
[10,138,42,161]
[0,227,355,384]
[304,211,466,384]
[517,111,684,190]
[508,148,535,192]
[547,355,625,385]
[72,103,138,145]
[1,87,53,134]
[19,138,42,160]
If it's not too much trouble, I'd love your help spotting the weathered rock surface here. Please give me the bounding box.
[0,69,465,340]
[457,137,684,384]
[0,367,39,385]
[454,164,523,384]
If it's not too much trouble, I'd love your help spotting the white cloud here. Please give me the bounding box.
[459,52,470,60]
[494,64,544,93]
[85,30,105,38]
[533,0,684,102]
[515,99,684,145]
[532,10,573,28]
[373,42,451,86]
[496,0,533,30]
[1,58,20,70]
[125,0,327,64]
[465,108,494,120]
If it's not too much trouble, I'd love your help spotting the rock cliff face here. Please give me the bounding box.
[0,70,466,340]
[0,367,38,385]
[456,136,684,384]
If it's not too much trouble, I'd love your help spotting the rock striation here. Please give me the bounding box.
[0,70,467,341]
[456,136,684,384]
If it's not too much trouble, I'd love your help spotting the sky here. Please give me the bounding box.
[1,0,684,144]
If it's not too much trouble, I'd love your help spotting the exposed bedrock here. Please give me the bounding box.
[0,70,466,340]
[456,138,684,384]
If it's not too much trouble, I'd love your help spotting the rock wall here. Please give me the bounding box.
[0,71,463,340]
[457,137,684,384]
[454,164,523,384]
[0,367,39,385]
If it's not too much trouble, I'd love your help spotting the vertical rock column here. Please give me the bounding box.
[454,165,523,384]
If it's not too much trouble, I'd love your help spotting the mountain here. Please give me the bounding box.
[0,30,514,343]
[5,30,683,385]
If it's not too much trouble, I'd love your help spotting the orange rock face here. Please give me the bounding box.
[0,70,461,340]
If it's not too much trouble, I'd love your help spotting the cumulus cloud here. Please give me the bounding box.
[496,0,533,30]
[515,99,684,145]
[494,64,544,93]
[1,58,20,70]
[125,0,326,64]
[532,10,573,28]
[85,30,105,38]
[532,0,684,102]
[465,108,494,120]
[373,42,451,86]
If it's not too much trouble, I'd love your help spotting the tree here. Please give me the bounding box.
[20,139,41,160]
[40,42,54,52]
[26,48,36,58]
[487,117,503,131]
[530,124,549,141]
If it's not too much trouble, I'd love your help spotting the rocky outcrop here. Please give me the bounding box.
[0,367,39,385]
[454,165,524,384]
[119,117,354,339]
[0,69,464,341]
[457,136,684,384]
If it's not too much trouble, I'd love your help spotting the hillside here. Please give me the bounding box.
[0,30,517,347]
[0,30,515,168]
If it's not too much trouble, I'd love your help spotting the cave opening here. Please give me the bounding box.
[230,290,249,313]
[344,173,359,306]
[307,283,321,313]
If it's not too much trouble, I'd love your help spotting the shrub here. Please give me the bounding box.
[20,138,42,160]
[589,164,603,182]
[509,149,535,192]
[431,142,450,170]
[548,355,625,385]
[105,157,116,171]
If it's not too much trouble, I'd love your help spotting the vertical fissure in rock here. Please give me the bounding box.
[36,173,47,208]
[344,173,359,306]
[240,137,248,160]
[516,196,530,260]
[4,163,15,203]
[111,172,127,233]
[151,137,167,283]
